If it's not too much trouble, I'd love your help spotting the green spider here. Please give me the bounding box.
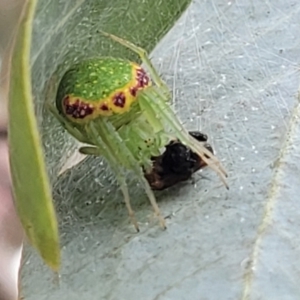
[48,31,228,231]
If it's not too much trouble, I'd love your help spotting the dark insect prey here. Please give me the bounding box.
[144,131,214,190]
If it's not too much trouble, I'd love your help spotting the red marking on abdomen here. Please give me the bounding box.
[113,92,126,108]
[63,97,94,119]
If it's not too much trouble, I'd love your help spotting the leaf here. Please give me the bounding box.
[8,0,60,271]
[9,0,191,273]
[20,0,300,299]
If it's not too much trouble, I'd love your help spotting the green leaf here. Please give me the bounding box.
[8,0,60,271]
[21,0,300,299]
[8,0,191,271]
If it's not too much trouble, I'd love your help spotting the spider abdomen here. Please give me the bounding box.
[56,57,151,123]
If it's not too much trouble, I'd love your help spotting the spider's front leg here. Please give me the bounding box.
[99,31,171,98]
[83,123,140,231]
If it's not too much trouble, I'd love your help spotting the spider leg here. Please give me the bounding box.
[90,118,166,230]
[88,122,140,231]
[100,31,170,97]
[79,146,101,156]
[151,87,228,177]
[139,88,229,189]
